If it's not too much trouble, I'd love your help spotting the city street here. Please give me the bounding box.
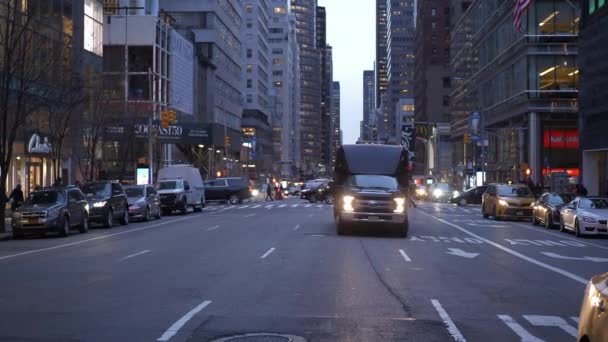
[0,198,606,341]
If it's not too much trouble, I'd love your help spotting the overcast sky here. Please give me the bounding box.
[319,0,375,144]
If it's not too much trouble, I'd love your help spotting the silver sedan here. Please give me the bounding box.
[559,197,608,237]
[124,185,162,221]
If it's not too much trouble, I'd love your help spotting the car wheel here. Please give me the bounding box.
[58,217,70,237]
[336,215,350,236]
[575,218,583,238]
[228,195,239,205]
[482,203,489,219]
[459,198,467,206]
[559,217,567,232]
[143,206,150,222]
[544,212,552,229]
[104,210,114,228]
[155,206,162,219]
[120,208,129,225]
[12,228,24,239]
[180,199,188,215]
[532,212,539,225]
[493,206,500,220]
[79,214,89,234]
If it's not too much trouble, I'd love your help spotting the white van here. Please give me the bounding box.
[156,165,205,214]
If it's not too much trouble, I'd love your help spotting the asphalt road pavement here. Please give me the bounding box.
[0,198,606,341]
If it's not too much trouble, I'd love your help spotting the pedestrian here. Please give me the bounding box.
[265,182,274,201]
[8,184,24,212]
[53,177,63,187]
[577,183,588,197]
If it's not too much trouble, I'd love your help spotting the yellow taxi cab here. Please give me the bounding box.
[481,183,535,220]
[578,272,608,342]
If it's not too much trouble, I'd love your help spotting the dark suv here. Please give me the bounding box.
[204,178,251,204]
[80,181,129,228]
[11,187,89,238]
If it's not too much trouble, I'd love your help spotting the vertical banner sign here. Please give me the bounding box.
[401,123,416,168]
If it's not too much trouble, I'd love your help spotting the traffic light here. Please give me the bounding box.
[160,110,169,129]
[464,133,470,144]
[167,110,176,125]
[224,135,230,147]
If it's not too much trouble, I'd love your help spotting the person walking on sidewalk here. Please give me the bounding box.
[265,182,274,201]
[8,184,24,212]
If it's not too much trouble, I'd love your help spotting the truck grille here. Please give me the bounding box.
[21,212,46,218]
[160,194,176,204]
[355,199,394,213]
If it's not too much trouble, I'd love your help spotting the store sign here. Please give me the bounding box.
[105,121,211,145]
[543,129,579,148]
[27,133,51,154]
[542,168,580,177]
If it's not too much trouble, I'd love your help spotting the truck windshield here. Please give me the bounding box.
[157,181,179,190]
[346,175,398,190]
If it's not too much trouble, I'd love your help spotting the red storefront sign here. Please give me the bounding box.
[542,168,580,177]
[543,129,579,148]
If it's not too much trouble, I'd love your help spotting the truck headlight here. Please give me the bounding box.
[433,189,444,198]
[452,191,460,198]
[416,188,426,196]
[394,198,405,213]
[498,199,509,207]
[343,195,355,212]
[251,189,260,197]
[93,201,106,208]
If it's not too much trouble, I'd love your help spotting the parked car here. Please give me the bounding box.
[559,197,608,237]
[156,165,205,214]
[204,178,251,204]
[429,183,455,202]
[450,186,487,206]
[125,185,162,221]
[81,181,129,228]
[482,184,535,220]
[301,180,330,203]
[532,192,574,228]
[333,144,410,237]
[12,187,89,238]
[578,272,608,342]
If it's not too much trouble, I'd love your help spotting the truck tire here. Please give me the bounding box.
[180,198,188,215]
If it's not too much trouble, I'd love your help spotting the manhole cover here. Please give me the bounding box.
[211,333,306,342]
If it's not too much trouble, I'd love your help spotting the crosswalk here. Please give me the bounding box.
[205,201,332,212]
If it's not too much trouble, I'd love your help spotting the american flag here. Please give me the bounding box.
[512,0,532,32]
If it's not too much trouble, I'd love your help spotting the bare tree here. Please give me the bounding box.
[0,1,54,231]
[47,75,87,183]
[77,75,113,182]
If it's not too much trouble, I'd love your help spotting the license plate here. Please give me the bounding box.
[516,211,523,216]
[26,218,40,224]
[368,216,380,221]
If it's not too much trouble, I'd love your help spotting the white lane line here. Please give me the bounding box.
[157,300,212,341]
[238,205,250,209]
[252,205,262,208]
[291,204,299,208]
[305,204,312,208]
[293,225,301,231]
[570,316,579,324]
[398,249,412,262]
[461,208,471,213]
[119,250,150,261]
[498,315,545,342]
[511,222,608,251]
[245,213,256,218]
[265,205,274,209]
[260,247,276,259]
[523,315,577,337]
[207,226,221,231]
[279,204,286,208]
[419,211,588,285]
[431,299,466,342]
[316,204,323,208]
[0,216,194,261]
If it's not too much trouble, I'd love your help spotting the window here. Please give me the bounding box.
[247,79,252,88]
[431,8,437,16]
[246,94,253,103]
[273,81,282,88]
[272,58,282,65]
[246,4,253,13]
[272,48,283,55]
[272,70,283,76]
[246,64,253,73]
[442,77,451,88]
[246,49,252,58]
[84,0,103,56]
[431,22,437,29]
[247,21,252,29]
[274,7,286,14]
[442,95,450,106]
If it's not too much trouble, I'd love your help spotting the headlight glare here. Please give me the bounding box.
[343,195,355,212]
[251,189,260,197]
[498,199,509,207]
[452,191,460,198]
[394,197,406,213]
[93,201,106,208]
[433,189,444,198]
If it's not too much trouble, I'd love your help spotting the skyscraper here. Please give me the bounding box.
[291,0,322,175]
[331,82,341,165]
[317,6,332,169]
[386,0,416,143]
[269,0,301,177]
[362,70,376,141]
[375,0,388,106]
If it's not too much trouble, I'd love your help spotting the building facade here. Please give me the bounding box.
[269,0,301,178]
[375,0,388,106]
[291,0,322,176]
[241,0,273,177]
[316,6,331,169]
[362,69,376,141]
[330,82,341,165]
[386,0,416,144]
[449,0,580,188]
[161,0,244,155]
[580,0,608,195]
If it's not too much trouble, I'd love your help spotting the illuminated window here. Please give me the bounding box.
[246,64,253,73]
[84,0,103,56]
[274,7,287,14]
